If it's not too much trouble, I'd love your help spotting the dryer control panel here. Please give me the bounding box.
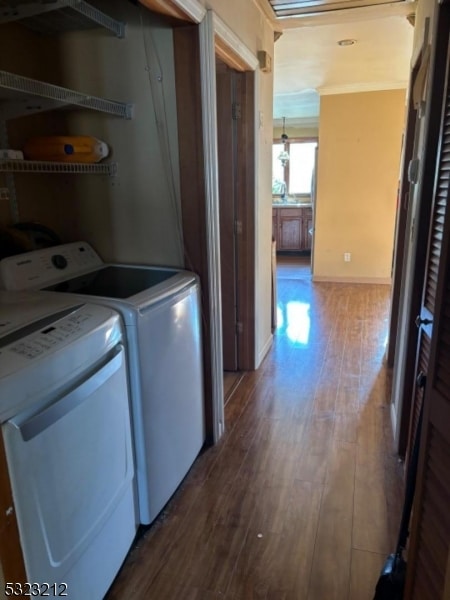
[0,242,103,291]
[6,311,92,360]
[0,302,122,423]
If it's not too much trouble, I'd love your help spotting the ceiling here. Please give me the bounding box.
[265,0,416,126]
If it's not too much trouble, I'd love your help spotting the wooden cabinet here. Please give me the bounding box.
[272,206,313,252]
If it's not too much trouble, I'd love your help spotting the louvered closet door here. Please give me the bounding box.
[405,223,450,599]
[406,41,450,465]
[407,331,431,462]
[404,42,450,599]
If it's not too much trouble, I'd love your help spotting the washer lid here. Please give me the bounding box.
[42,265,178,298]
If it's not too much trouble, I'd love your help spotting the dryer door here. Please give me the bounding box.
[2,345,136,600]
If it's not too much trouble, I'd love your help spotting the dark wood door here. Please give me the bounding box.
[405,142,450,600]
[216,62,238,371]
[215,65,256,372]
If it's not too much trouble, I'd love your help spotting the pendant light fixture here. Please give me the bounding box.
[278,117,289,167]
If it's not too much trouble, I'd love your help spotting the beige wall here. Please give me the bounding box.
[55,1,184,267]
[314,89,406,282]
[255,67,275,365]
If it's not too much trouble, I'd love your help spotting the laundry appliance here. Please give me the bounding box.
[0,242,206,525]
[0,291,137,600]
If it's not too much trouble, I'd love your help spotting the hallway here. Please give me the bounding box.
[106,257,403,599]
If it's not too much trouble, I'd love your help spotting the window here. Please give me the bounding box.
[272,140,317,197]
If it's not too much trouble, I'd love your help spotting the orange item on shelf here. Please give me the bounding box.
[23,136,109,163]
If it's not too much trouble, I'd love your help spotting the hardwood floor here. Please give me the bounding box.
[106,257,403,599]
[223,371,245,404]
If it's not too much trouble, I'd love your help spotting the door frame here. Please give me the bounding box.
[173,8,258,444]
[199,11,258,441]
[386,57,421,369]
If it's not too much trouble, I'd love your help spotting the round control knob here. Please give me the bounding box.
[51,254,68,270]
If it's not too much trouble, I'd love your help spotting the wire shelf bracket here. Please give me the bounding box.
[0,0,125,38]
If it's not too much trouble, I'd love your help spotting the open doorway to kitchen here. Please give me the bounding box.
[271,129,317,277]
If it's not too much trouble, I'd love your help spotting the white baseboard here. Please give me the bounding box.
[312,275,392,284]
[256,333,273,369]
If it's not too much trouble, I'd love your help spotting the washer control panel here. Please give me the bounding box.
[0,242,103,291]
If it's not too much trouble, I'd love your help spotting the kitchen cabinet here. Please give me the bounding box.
[272,206,313,252]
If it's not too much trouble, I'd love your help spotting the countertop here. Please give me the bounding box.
[272,201,312,208]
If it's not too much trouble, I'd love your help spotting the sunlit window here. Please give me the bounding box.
[272,140,317,197]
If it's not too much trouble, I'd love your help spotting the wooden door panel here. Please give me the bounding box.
[434,276,450,399]
[424,117,450,315]
[405,23,450,596]
[407,405,450,597]
[279,216,302,250]
[216,64,238,371]
[407,281,450,598]
[407,330,431,464]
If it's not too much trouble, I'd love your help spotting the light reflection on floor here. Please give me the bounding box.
[276,300,311,345]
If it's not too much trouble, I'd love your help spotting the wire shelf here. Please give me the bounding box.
[0,1,125,37]
[0,70,133,119]
[0,159,117,175]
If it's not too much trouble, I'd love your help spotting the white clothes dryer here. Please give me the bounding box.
[0,291,137,600]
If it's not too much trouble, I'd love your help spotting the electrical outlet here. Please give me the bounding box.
[344,252,351,262]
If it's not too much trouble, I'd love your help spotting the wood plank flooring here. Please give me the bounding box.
[106,256,404,600]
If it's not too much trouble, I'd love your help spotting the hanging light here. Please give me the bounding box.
[278,117,289,167]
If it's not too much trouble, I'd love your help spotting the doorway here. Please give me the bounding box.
[215,59,256,383]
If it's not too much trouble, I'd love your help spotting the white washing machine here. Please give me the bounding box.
[0,291,137,600]
[0,242,206,525]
